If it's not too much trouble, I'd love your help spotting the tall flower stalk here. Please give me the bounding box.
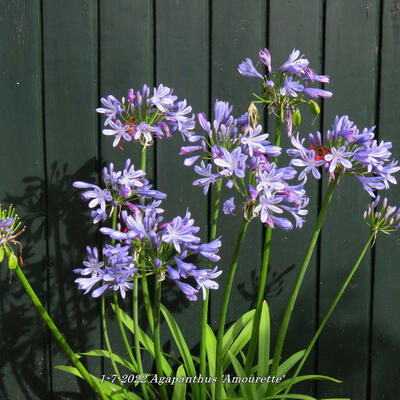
[244,115,282,374]
[283,232,374,397]
[267,175,338,396]
[215,216,250,400]
[199,178,222,400]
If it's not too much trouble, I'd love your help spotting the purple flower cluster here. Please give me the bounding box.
[364,196,400,236]
[74,207,222,301]
[73,160,222,301]
[238,48,332,136]
[287,115,400,197]
[0,204,23,248]
[180,100,309,230]
[97,84,195,148]
[73,159,166,223]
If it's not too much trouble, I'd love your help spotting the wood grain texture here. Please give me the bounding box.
[42,0,100,397]
[268,0,322,396]
[155,0,209,351]
[0,1,49,398]
[370,1,400,398]
[318,1,379,399]
[209,0,266,330]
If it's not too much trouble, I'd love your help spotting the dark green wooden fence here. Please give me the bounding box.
[1,1,399,399]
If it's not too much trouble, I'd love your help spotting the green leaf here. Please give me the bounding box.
[79,349,137,373]
[277,350,306,377]
[292,109,301,126]
[0,247,4,263]
[172,365,187,400]
[110,304,172,376]
[205,324,226,399]
[274,375,341,394]
[222,317,254,372]
[54,365,142,399]
[222,309,255,356]
[309,100,320,115]
[8,252,18,269]
[160,304,200,399]
[228,351,257,400]
[261,394,317,400]
[258,300,271,377]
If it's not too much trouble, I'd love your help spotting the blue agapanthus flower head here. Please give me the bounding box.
[73,159,166,224]
[97,84,195,148]
[364,196,400,241]
[238,48,332,136]
[0,204,24,248]
[180,100,308,230]
[75,199,222,301]
[287,115,400,197]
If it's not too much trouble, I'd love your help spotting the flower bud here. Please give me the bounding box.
[309,100,320,115]
[292,108,301,126]
[8,252,18,270]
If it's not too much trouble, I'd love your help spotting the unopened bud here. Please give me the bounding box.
[309,100,320,115]
[292,108,301,126]
[248,102,259,128]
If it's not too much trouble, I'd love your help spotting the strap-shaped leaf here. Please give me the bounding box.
[54,365,142,399]
[274,375,341,394]
[110,304,172,376]
[222,318,254,371]
[277,350,306,377]
[258,300,271,378]
[260,394,317,400]
[79,349,137,373]
[228,351,259,400]
[160,304,200,399]
[172,365,187,400]
[222,309,255,356]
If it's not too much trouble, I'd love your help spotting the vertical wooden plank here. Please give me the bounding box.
[100,0,154,169]
[0,1,49,398]
[155,0,209,350]
[318,1,379,398]
[99,0,154,377]
[371,1,400,398]
[42,0,99,397]
[268,0,322,394]
[210,0,265,329]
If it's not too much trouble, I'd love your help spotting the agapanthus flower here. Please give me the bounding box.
[0,205,24,248]
[73,159,166,224]
[180,99,309,230]
[97,84,195,148]
[75,206,222,301]
[364,196,400,242]
[238,48,332,136]
[287,115,400,197]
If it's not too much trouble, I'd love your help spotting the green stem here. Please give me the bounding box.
[14,265,108,400]
[215,217,250,400]
[114,292,148,400]
[283,233,374,397]
[200,178,223,399]
[100,208,128,398]
[133,278,149,400]
[244,113,282,374]
[267,175,339,396]
[139,147,155,332]
[141,147,147,171]
[101,296,129,399]
[154,277,168,400]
